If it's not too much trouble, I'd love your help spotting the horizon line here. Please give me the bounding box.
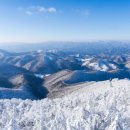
[0,40,130,45]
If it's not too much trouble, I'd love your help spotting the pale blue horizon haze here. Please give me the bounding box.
[0,0,130,43]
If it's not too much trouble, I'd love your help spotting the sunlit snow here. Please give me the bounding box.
[0,79,130,130]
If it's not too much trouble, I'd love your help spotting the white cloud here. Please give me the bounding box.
[47,7,57,13]
[25,11,33,15]
[38,7,46,13]
[18,6,57,15]
[73,9,90,17]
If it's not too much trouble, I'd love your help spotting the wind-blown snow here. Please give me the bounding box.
[1,79,130,130]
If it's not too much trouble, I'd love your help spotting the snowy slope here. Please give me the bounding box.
[82,58,118,72]
[0,79,130,130]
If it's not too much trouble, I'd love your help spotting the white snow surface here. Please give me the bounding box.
[82,58,118,72]
[1,79,130,130]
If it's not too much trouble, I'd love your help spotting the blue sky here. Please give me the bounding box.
[0,0,130,42]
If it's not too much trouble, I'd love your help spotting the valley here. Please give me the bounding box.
[1,42,130,99]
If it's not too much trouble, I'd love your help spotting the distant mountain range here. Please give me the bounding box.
[1,42,130,99]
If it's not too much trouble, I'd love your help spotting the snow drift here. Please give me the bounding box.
[0,79,130,130]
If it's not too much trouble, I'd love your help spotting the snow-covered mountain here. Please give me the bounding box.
[1,42,130,129]
[1,42,130,99]
[0,79,130,130]
[0,48,130,75]
[0,63,48,99]
[82,57,118,72]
